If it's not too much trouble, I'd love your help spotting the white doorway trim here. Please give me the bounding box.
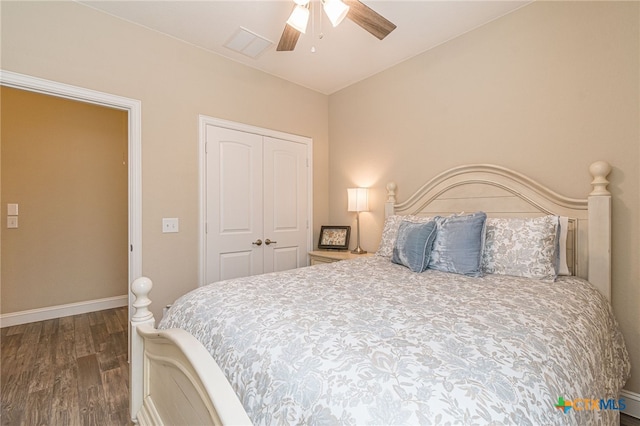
[0,70,142,316]
[198,115,313,287]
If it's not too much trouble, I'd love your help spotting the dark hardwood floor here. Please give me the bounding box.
[623,412,640,426]
[1,307,130,425]
[1,306,638,425]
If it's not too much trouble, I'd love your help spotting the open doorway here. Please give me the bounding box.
[2,87,127,314]
[0,70,141,326]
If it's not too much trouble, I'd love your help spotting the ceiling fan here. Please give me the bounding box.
[277,0,396,51]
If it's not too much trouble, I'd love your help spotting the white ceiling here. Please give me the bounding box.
[78,1,531,95]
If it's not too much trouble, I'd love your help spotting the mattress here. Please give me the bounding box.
[159,256,630,425]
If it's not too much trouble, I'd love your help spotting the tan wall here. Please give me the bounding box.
[0,1,330,320]
[328,2,640,393]
[1,87,128,311]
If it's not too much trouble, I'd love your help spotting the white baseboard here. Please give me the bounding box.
[0,295,128,328]
[623,389,640,419]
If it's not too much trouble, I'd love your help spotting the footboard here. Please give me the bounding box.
[130,277,251,425]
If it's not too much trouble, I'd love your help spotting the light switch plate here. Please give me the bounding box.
[7,216,18,229]
[162,218,179,233]
[7,204,18,216]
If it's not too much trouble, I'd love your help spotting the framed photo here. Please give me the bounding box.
[318,225,351,250]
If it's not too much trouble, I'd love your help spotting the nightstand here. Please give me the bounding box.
[308,250,374,265]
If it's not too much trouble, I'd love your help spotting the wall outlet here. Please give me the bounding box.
[7,216,18,229]
[162,218,179,233]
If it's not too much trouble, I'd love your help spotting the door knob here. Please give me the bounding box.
[265,239,277,245]
[252,239,263,246]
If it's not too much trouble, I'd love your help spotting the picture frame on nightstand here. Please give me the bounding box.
[318,225,351,250]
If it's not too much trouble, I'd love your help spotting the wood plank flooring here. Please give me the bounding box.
[1,307,130,425]
[1,306,638,425]
[623,412,640,426]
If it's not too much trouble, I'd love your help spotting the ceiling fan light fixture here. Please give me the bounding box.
[286,4,310,34]
[322,0,350,27]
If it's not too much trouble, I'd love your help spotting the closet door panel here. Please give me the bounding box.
[263,137,308,273]
[205,126,263,283]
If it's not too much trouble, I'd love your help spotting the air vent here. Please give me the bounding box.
[224,27,273,59]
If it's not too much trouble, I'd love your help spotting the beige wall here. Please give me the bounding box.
[0,1,330,320]
[1,87,128,311]
[329,2,639,393]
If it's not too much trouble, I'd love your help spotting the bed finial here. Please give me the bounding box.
[386,182,397,203]
[589,161,612,196]
[131,276,154,322]
[130,276,155,422]
[385,182,398,218]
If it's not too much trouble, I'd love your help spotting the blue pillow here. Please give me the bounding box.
[392,220,437,272]
[428,212,487,277]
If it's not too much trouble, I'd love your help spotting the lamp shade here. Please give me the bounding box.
[286,4,310,34]
[347,188,369,212]
[323,0,350,27]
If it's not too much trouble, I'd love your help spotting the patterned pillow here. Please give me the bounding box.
[392,220,438,272]
[376,215,433,258]
[557,216,570,275]
[482,215,560,281]
[428,212,487,277]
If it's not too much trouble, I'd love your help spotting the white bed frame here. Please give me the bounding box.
[129,161,612,425]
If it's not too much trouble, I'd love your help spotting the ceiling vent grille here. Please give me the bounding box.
[224,27,273,59]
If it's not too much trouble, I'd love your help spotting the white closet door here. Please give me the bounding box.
[263,137,308,273]
[206,125,263,283]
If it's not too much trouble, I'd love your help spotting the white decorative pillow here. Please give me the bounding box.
[376,215,433,258]
[557,216,570,275]
[482,215,560,282]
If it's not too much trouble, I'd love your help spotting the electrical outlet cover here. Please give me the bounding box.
[162,218,179,233]
[7,216,18,228]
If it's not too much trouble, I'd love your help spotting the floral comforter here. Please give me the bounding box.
[159,256,630,425]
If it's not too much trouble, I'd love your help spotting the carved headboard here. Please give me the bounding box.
[384,162,612,300]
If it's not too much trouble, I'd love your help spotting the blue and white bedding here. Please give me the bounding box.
[159,256,630,425]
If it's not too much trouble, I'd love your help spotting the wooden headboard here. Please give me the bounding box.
[384,161,612,300]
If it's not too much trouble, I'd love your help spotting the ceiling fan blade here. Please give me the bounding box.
[345,0,396,40]
[277,24,301,51]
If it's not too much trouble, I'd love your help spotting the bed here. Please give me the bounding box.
[129,161,630,425]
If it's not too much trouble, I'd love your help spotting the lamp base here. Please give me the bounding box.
[351,247,367,255]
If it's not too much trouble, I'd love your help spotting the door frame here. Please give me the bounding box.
[198,115,313,287]
[0,70,143,315]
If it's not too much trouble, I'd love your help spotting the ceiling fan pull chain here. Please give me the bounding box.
[311,0,316,53]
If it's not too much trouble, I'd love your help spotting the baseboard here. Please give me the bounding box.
[0,295,128,328]
[622,389,640,419]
